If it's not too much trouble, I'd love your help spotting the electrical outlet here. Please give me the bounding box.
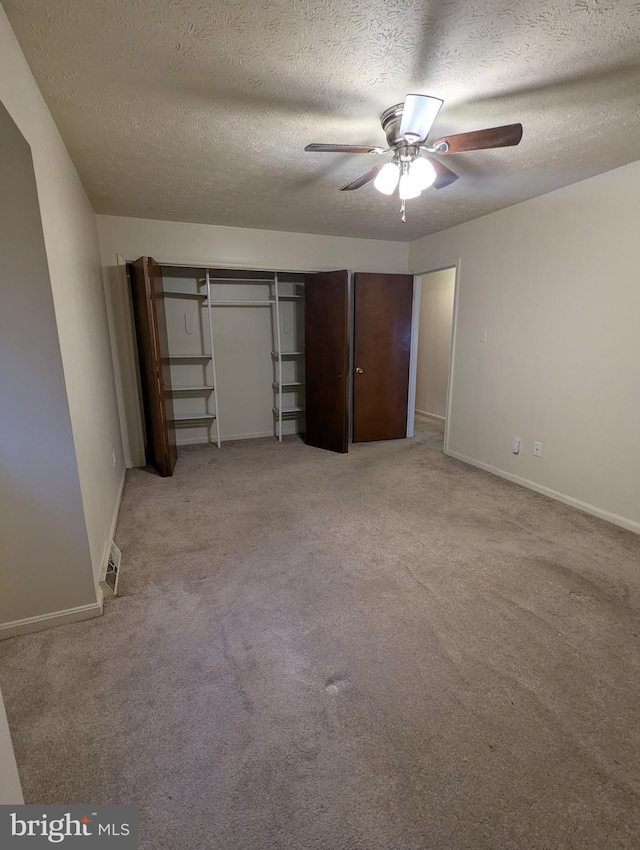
[512,437,521,454]
[112,449,117,468]
[533,441,543,458]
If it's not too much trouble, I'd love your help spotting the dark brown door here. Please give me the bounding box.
[304,270,350,453]
[128,257,177,476]
[353,272,414,442]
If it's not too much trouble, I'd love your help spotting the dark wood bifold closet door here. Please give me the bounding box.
[128,257,177,477]
[304,270,350,453]
[353,272,414,442]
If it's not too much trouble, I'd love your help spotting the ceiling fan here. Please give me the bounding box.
[305,94,523,221]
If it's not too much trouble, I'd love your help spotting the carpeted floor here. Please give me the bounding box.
[1,418,639,849]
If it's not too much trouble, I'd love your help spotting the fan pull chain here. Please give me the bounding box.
[401,200,406,223]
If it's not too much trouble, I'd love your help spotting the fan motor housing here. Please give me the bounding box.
[381,103,407,147]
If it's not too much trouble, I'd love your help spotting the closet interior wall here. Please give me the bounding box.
[160,265,305,446]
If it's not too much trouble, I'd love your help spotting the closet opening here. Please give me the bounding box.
[127,261,306,474]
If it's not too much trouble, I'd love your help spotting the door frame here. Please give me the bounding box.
[348,272,355,443]
[407,259,461,456]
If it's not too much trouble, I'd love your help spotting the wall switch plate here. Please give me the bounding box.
[480,329,487,342]
[512,437,521,454]
[533,441,543,457]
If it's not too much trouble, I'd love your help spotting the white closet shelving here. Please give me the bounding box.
[159,265,305,446]
[163,267,221,448]
[269,274,305,442]
[187,268,305,444]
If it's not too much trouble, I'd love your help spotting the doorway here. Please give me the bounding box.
[412,266,456,450]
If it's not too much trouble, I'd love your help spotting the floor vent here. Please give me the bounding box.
[101,542,122,598]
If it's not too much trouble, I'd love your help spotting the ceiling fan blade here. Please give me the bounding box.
[399,94,444,142]
[426,158,459,190]
[432,123,523,154]
[305,143,385,154]
[339,163,385,191]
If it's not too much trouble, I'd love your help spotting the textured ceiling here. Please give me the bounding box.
[5,0,640,241]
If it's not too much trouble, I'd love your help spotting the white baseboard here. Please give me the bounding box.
[221,431,274,441]
[131,428,302,459]
[0,467,124,639]
[176,428,299,445]
[445,450,640,535]
[221,428,298,441]
[98,466,126,585]
[0,598,104,640]
[175,432,214,447]
[415,409,445,422]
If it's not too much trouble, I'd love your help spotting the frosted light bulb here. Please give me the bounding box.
[409,156,437,190]
[398,172,421,200]
[373,162,400,195]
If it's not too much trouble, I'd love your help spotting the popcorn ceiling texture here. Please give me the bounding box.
[5,0,640,241]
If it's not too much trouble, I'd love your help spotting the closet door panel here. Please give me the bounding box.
[129,257,177,476]
[353,272,414,442]
[304,270,350,453]
[151,258,177,471]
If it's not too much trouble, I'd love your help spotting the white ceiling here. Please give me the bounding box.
[5,0,640,241]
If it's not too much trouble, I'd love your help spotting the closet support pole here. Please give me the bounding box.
[206,269,221,448]
[274,272,283,442]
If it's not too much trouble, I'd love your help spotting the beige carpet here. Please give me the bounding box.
[1,420,639,849]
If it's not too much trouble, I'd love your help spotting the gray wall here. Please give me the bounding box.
[410,161,640,532]
[0,688,22,804]
[0,101,97,626]
[0,6,125,596]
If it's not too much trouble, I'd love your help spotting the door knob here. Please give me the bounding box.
[355,367,364,374]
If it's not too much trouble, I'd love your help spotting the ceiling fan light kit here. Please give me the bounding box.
[305,93,523,221]
[409,156,437,191]
[373,162,399,195]
[399,172,421,201]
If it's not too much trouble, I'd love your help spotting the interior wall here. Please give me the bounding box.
[0,691,24,806]
[212,298,276,442]
[0,688,22,804]
[0,6,125,590]
[97,215,409,465]
[0,100,98,631]
[409,161,640,532]
[415,268,455,420]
